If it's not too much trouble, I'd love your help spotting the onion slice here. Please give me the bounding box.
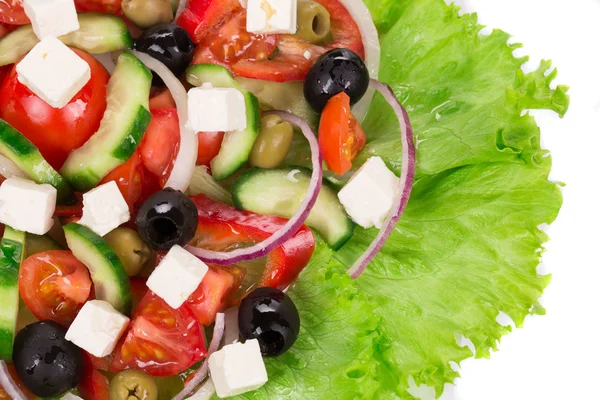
[186,378,216,400]
[339,0,380,122]
[346,80,416,279]
[131,50,198,193]
[0,361,27,400]
[0,154,27,180]
[173,313,226,400]
[187,111,322,265]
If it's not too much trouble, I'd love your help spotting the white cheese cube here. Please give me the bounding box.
[23,0,79,40]
[61,393,84,400]
[78,181,130,237]
[337,157,400,229]
[0,177,56,235]
[247,0,297,34]
[65,300,130,358]
[146,245,209,309]
[208,339,268,397]
[187,85,247,132]
[16,37,91,109]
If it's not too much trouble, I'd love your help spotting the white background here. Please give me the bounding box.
[407,1,600,399]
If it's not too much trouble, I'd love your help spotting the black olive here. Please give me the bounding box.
[136,188,199,250]
[238,287,300,357]
[134,24,195,87]
[13,321,83,397]
[304,48,370,113]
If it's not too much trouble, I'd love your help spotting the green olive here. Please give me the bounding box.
[296,0,331,44]
[104,228,151,277]
[110,370,158,400]
[121,0,174,29]
[250,115,294,169]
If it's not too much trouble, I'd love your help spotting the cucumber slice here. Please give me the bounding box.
[0,13,133,66]
[64,223,132,315]
[186,64,261,181]
[0,227,26,361]
[232,167,355,250]
[61,51,152,192]
[26,233,63,258]
[0,119,76,205]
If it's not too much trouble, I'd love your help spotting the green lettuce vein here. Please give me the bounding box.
[230,0,567,398]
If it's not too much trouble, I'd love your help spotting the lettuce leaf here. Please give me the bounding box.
[227,0,567,398]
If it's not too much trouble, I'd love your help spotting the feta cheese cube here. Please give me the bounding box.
[16,37,91,109]
[187,85,247,132]
[78,181,130,236]
[146,245,209,309]
[247,0,297,34]
[61,393,84,400]
[65,300,130,358]
[0,177,56,235]
[337,157,400,229]
[23,0,79,40]
[208,340,268,397]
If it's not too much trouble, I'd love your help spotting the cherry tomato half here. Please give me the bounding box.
[0,49,109,169]
[318,92,366,175]
[18,251,92,326]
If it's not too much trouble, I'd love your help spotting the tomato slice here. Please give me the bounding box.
[0,0,29,25]
[139,108,180,182]
[186,265,246,325]
[100,151,161,216]
[149,89,176,109]
[74,0,121,14]
[0,48,109,169]
[18,251,92,326]
[190,194,315,291]
[318,92,366,175]
[78,353,111,400]
[111,291,207,376]
[177,0,240,44]
[194,0,364,82]
[196,131,224,167]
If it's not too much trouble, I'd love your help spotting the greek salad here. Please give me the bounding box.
[0,0,416,399]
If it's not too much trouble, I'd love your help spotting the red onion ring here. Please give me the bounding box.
[173,313,225,400]
[131,50,199,193]
[0,361,27,400]
[187,111,323,265]
[346,79,416,279]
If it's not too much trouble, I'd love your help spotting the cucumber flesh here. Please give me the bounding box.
[0,13,133,67]
[0,227,26,361]
[64,223,132,316]
[61,51,152,192]
[186,64,261,181]
[232,167,355,250]
[0,119,76,205]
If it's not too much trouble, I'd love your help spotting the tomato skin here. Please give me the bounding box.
[190,194,315,291]
[0,49,109,169]
[0,1,29,25]
[111,291,207,377]
[139,109,180,181]
[186,265,246,325]
[74,0,122,13]
[78,353,111,400]
[318,92,366,175]
[196,131,224,167]
[177,0,239,44]
[18,250,92,326]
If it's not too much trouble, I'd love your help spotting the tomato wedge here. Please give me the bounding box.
[186,265,246,325]
[100,151,161,215]
[319,92,366,175]
[177,0,240,44]
[18,251,92,326]
[74,0,121,14]
[189,194,315,291]
[111,291,207,376]
[196,131,225,167]
[0,49,109,169]
[139,108,180,182]
[78,353,111,400]
[0,0,29,25]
